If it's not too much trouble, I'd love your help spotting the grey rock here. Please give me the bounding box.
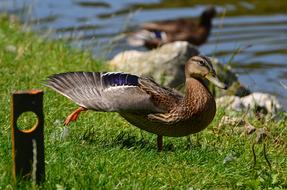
[108,41,199,87]
[216,92,283,114]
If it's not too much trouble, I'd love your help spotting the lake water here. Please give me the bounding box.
[1,0,287,105]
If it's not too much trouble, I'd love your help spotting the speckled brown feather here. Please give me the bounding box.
[138,77,183,112]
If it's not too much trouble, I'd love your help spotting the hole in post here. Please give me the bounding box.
[16,111,38,132]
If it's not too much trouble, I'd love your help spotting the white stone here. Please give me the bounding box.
[216,92,283,113]
[241,92,282,113]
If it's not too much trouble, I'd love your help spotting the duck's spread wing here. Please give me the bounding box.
[139,77,183,112]
[44,72,164,113]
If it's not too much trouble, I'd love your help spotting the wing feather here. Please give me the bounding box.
[44,72,163,113]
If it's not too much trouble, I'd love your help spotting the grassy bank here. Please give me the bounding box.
[0,15,287,189]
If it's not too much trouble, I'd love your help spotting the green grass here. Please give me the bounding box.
[0,14,287,189]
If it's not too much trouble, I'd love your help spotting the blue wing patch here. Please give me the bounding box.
[154,30,162,39]
[102,72,139,87]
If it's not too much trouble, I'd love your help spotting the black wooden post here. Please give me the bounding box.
[11,90,45,183]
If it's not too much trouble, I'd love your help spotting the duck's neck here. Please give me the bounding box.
[184,77,214,110]
[199,17,212,29]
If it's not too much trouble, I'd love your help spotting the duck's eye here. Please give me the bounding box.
[197,60,205,66]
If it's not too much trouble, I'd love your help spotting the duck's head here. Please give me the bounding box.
[201,6,217,19]
[185,55,227,89]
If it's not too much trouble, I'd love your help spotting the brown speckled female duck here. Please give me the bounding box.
[45,55,226,151]
[128,6,217,49]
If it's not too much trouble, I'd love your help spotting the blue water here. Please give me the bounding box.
[1,0,287,104]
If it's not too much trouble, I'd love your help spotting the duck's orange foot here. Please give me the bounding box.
[64,107,87,126]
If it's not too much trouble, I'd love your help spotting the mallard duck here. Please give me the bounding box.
[45,55,226,151]
[128,6,217,49]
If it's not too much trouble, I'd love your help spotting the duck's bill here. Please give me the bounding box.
[205,73,227,89]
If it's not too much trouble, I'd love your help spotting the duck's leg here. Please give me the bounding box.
[64,107,87,126]
[157,135,163,152]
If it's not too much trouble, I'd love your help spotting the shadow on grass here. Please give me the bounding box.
[79,129,178,151]
[77,126,207,152]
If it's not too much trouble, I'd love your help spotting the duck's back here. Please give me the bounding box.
[142,18,198,33]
